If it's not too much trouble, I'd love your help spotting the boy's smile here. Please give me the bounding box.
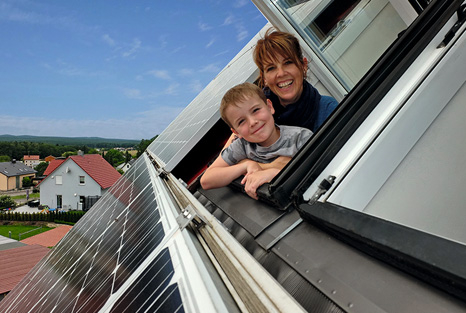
[226,94,279,147]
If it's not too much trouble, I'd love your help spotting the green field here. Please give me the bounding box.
[11,193,40,200]
[0,224,53,241]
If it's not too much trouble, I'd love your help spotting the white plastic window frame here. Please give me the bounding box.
[302,16,466,211]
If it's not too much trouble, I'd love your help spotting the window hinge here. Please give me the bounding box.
[309,175,336,205]
[438,4,466,48]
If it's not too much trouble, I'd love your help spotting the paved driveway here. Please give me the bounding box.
[12,205,42,214]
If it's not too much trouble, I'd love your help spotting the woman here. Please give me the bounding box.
[216,29,338,196]
[253,28,338,133]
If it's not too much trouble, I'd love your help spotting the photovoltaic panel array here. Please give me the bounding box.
[0,156,184,313]
[146,25,270,172]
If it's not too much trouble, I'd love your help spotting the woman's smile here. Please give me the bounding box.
[263,54,307,106]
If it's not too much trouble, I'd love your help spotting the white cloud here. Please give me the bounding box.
[200,63,220,73]
[189,80,203,93]
[214,50,229,57]
[0,2,96,35]
[198,20,211,31]
[158,35,168,49]
[235,23,248,42]
[172,45,186,53]
[123,82,180,100]
[41,60,104,77]
[164,83,180,95]
[179,68,194,76]
[206,37,215,48]
[147,70,171,80]
[233,0,249,8]
[0,108,184,140]
[102,34,116,46]
[122,38,142,58]
[223,14,234,26]
[123,88,144,99]
[0,2,48,24]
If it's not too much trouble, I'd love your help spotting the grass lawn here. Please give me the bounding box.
[0,223,53,241]
[11,193,40,200]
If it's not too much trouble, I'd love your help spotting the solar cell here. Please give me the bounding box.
[110,248,183,313]
[146,28,264,172]
[0,155,181,313]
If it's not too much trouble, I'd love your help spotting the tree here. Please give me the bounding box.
[62,151,77,158]
[22,176,33,188]
[103,149,125,167]
[0,195,15,210]
[35,162,49,176]
[136,136,157,158]
[0,155,11,162]
[125,151,132,163]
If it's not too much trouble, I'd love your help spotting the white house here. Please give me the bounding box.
[23,155,41,169]
[116,158,136,173]
[39,153,121,211]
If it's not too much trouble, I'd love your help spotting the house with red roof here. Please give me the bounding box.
[23,155,41,168]
[43,159,65,176]
[44,155,56,163]
[38,152,121,211]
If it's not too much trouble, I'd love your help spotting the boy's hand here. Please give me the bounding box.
[241,168,280,200]
[245,160,262,175]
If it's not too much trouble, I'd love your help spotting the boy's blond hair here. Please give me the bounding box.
[220,82,268,128]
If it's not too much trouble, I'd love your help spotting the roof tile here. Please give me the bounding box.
[0,244,49,294]
[43,159,65,176]
[70,154,121,189]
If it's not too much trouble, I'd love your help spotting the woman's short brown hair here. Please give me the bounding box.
[253,28,306,88]
[220,82,267,128]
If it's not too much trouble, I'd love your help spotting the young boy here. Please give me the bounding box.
[200,82,312,200]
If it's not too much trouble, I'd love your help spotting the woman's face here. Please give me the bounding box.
[263,53,307,107]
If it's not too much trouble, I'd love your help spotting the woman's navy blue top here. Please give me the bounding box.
[265,80,338,133]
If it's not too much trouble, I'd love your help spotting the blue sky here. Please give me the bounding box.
[0,0,267,140]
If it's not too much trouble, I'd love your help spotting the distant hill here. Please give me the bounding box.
[0,134,140,148]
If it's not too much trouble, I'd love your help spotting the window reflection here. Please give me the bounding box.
[273,0,411,89]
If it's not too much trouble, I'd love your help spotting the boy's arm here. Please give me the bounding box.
[256,156,291,170]
[200,155,262,190]
[241,168,281,200]
[238,156,291,170]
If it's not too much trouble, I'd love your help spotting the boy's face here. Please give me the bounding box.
[227,94,279,147]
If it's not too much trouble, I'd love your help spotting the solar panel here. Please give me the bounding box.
[0,155,229,312]
[146,25,270,172]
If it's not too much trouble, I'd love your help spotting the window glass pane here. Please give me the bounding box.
[56,175,62,185]
[272,0,410,90]
[79,176,85,184]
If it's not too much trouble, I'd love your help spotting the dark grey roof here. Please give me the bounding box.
[0,161,36,177]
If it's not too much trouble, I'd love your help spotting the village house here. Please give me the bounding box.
[116,158,136,173]
[44,155,56,163]
[39,152,121,211]
[0,160,36,191]
[23,155,41,168]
